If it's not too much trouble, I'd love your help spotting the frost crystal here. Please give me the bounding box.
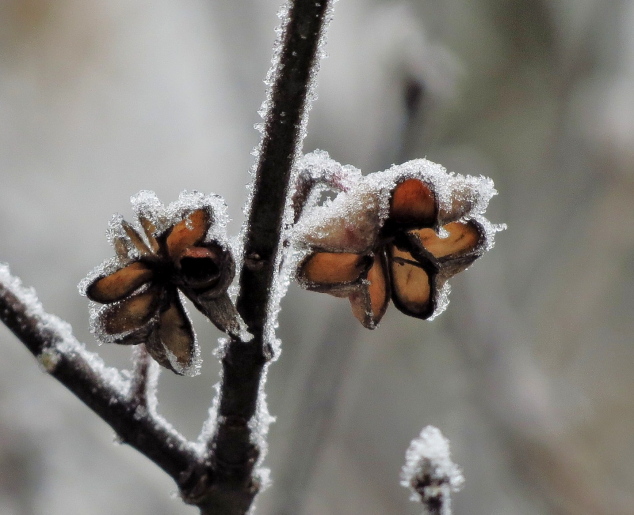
[196,381,222,450]
[401,426,464,515]
[37,347,62,373]
[248,364,276,492]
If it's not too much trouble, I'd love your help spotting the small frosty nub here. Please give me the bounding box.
[401,426,464,515]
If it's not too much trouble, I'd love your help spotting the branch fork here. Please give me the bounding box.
[0,1,334,513]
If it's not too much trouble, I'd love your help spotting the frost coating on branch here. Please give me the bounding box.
[248,365,277,492]
[231,1,337,489]
[1,263,201,474]
[196,381,222,451]
[243,1,338,356]
[0,263,128,393]
[255,0,337,152]
[401,426,464,515]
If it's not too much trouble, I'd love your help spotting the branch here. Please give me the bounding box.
[190,0,334,512]
[401,426,464,515]
[238,0,331,329]
[0,265,198,482]
[0,1,335,513]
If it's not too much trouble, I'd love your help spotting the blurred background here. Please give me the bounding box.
[1,0,633,513]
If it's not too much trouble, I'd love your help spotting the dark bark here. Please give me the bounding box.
[199,0,333,513]
[238,0,330,329]
[0,279,197,482]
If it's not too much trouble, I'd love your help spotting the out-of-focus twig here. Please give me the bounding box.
[269,310,359,514]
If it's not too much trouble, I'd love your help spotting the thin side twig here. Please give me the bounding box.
[129,344,154,410]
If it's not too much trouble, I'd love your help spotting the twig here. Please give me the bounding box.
[0,0,334,513]
[237,0,331,328]
[401,426,464,515]
[193,1,334,513]
[129,345,154,410]
[0,267,198,482]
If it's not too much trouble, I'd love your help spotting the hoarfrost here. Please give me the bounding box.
[166,345,201,378]
[214,336,229,360]
[80,189,233,299]
[227,233,244,300]
[247,364,276,493]
[141,357,160,416]
[427,283,451,321]
[131,189,230,245]
[80,189,237,375]
[401,426,464,515]
[37,347,61,373]
[371,158,501,231]
[125,346,197,456]
[294,149,363,211]
[239,0,336,351]
[0,263,129,395]
[262,240,292,358]
[78,257,122,298]
[293,151,388,254]
[196,381,222,450]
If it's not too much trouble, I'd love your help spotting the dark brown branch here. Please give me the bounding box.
[0,272,198,483]
[238,0,330,330]
[193,1,333,513]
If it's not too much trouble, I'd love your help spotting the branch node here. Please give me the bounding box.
[244,253,266,271]
[178,462,215,506]
[36,347,62,373]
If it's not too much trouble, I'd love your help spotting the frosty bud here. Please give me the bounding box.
[401,426,464,515]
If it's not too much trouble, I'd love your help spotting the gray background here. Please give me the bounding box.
[1,0,633,513]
